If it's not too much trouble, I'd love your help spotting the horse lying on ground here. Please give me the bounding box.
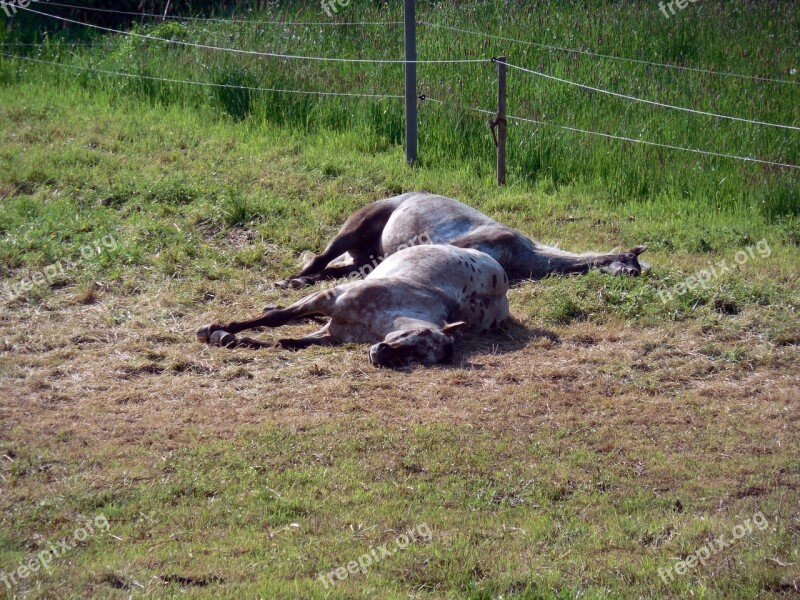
[197,244,510,367]
[276,191,646,290]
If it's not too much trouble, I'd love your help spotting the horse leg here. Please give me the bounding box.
[197,289,339,344]
[215,326,335,351]
[276,197,403,289]
[261,304,327,324]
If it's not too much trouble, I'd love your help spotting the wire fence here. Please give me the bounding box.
[423,21,800,86]
[18,6,485,63]
[40,1,404,26]
[0,52,406,99]
[3,3,799,173]
[462,104,800,171]
[498,59,800,132]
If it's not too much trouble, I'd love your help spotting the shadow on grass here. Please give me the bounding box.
[451,318,559,371]
[196,315,556,372]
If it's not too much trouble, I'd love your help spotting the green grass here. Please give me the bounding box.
[0,83,796,326]
[1,1,799,598]
[1,0,799,217]
[2,425,798,598]
[0,86,796,596]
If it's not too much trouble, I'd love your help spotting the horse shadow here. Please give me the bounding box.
[448,318,559,369]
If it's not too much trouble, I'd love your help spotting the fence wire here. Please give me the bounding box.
[3,5,798,171]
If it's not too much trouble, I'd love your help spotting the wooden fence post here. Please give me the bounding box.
[495,55,507,185]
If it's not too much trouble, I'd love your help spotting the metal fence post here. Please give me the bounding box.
[496,55,507,185]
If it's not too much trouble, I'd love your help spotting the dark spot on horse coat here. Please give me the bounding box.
[492,274,497,288]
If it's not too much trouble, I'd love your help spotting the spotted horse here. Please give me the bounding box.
[197,244,510,368]
[276,191,647,289]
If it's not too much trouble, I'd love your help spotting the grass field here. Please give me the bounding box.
[1,1,799,598]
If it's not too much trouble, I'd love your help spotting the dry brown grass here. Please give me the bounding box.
[2,279,797,451]
[2,269,798,598]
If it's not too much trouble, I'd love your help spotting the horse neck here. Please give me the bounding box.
[514,236,602,277]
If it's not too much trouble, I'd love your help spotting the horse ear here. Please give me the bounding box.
[441,322,467,335]
[630,245,647,256]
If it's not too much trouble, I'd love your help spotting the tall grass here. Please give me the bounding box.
[1,0,798,220]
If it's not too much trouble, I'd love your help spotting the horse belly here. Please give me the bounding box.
[458,290,509,332]
[368,245,510,332]
[380,194,495,256]
[446,252,510,332]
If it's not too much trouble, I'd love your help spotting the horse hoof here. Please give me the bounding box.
[209,330,237,347]
[274,280,290,290]
[288,278,309,290]
[196,324,216,344]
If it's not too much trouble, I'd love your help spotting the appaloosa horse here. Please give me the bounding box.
[277,192,646,289]
[197,244,509,367]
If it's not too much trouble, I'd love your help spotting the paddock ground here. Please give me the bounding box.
[0,81,798,599]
